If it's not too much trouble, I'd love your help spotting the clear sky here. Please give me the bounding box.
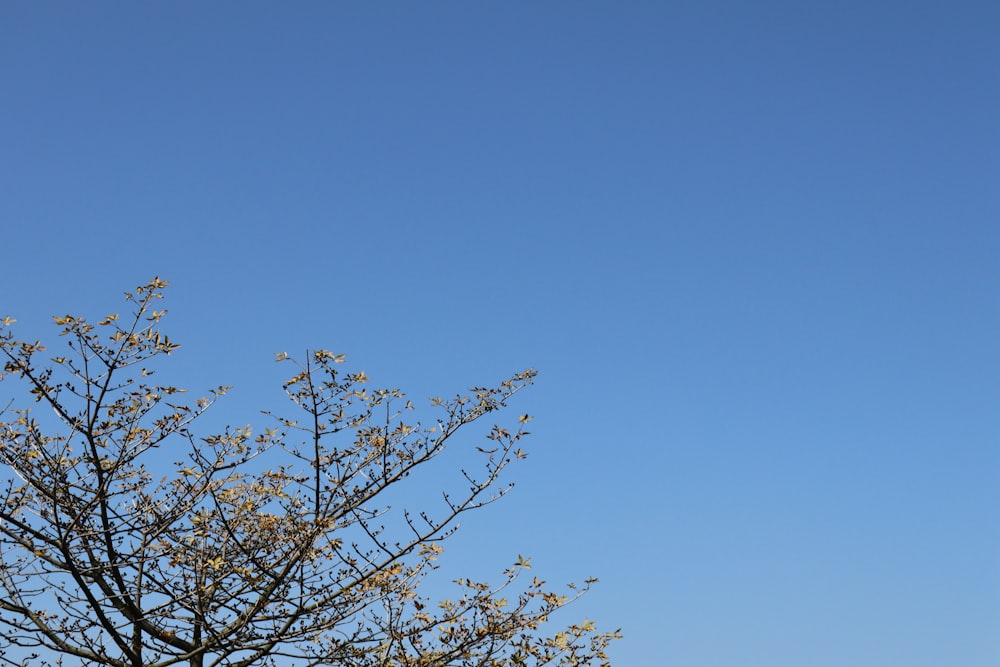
[2,2,998,665]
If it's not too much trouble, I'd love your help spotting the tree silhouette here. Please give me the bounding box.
[0,279,617,667]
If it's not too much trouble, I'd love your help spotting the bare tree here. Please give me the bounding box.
[0,279,617,667]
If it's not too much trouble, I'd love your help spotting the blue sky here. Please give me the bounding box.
[2,2,998,665]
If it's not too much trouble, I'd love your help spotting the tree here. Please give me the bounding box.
[0,279,617,667]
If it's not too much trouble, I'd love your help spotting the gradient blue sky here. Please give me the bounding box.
[2,3,998,665]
